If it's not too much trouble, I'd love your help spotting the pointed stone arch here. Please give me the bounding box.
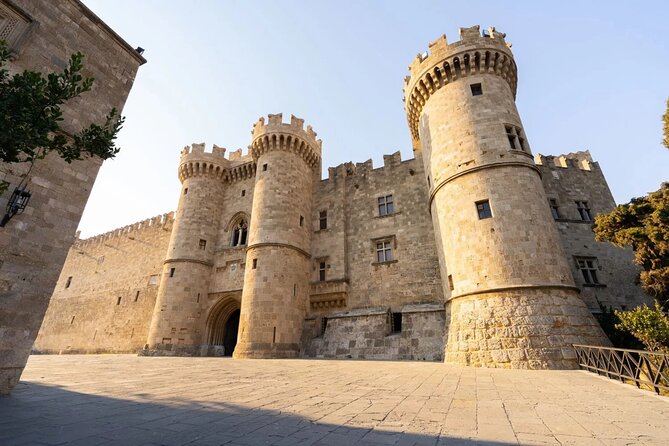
[204,292,241,356]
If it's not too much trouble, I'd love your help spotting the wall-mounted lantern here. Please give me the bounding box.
[0,185,32,227]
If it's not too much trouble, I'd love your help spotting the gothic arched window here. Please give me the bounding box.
[231,219,248,247]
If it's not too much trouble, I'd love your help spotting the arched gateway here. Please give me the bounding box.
[205,293,241,356]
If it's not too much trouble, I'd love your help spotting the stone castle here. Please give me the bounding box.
[34,26,650,369]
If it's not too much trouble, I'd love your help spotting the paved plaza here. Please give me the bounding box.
[1,355,668,445]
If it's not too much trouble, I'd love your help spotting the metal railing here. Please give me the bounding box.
[573,344,669,394]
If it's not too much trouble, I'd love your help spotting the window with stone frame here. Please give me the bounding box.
[318,261,326,282]
[504,124,527,152]
[575,257,601,285]
[0,2,33,54]
[376,240,393,263]
[377,194,394,216]
[476,200,492,219]
[231,219,248,247]
[575,200,592,222]
[548,198,560,220]
[319,210,327,230]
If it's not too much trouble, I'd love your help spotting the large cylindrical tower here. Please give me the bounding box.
[145,143,227,355]
[233,114,321,359]
[404,26,608,369]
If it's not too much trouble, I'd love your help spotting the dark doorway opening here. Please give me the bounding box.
[223,309,240,357]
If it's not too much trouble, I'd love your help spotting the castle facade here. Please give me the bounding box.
[34,26,650,369]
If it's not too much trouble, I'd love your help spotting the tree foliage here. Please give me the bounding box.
[0,39,124,168]
[615,303,669,353]
[663,97,669,150]
[593,183,669,307]
[594,304,644,350]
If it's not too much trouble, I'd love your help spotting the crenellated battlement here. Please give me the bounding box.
[324,151,417,182]
[403,26,517,143]
[178,143,254,183]
[250,113,322,170]
[534,150,599,172]
[73,212,175,248]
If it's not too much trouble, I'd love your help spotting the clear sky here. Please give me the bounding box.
[78,0,669,238]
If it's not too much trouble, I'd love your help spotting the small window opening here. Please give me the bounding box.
[262,163,268,171]
[169,267,175,277]
[184,188,188,195]
[293,284,296,296]
[376,241,393,263]
[427,176,431,188]
[549,199,560,220]
[252,259,257,269]
[65,276,72,289]
[448,275,454,291]
[300,215,304,227]
[504,124,527,152]
[70,316,75,325]
[576,201,592,222]
[576,258,600,285]
[378,194,394,216]
[241,189,246,197]
[199,239,207,250]
[470,83,483,96]
[135,291,140,302]
[273,326,276,343]
[476,200,492,219]
[319,210,327,230]
[319,262,326,282]
[320,317,328,336]
[196,293,200,303]
[391,312,402,333]
[117,296,122,305]
[231,219,249,247]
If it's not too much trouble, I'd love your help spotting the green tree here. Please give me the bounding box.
[0,40,124,192]
[593,183,669,307]
[615,303,669,353]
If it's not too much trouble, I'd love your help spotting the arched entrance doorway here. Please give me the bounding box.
[205,294,241,357]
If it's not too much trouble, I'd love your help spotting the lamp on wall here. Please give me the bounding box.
[0,185,32,227]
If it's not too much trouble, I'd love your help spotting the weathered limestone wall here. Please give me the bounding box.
[303,305,445,361]
[0,0,144,393]
[537,152,652,311]
[33,214,172,353]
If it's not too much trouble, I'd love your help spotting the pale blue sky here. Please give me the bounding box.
[78,0,669,237]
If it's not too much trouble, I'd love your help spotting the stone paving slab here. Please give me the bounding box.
[0,355,668,445]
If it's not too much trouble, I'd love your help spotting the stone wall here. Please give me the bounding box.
[537,152,652,311]
[0,0,144,393]
[33,214,172,353]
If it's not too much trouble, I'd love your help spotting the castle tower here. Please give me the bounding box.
[144,144,228,355]
[403,26,608,369]
[233,114,322,359]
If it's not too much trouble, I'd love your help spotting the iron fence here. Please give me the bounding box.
[573,344,669,394]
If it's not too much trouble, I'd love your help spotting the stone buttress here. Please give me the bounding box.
[403,26,609,369]
[144,144,228,355]
[233,114,322,359]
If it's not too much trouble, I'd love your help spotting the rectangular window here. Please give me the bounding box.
[470,83,483,96]
[262,163,268,171]
[447,274,454,291]
[320,317,328,336]
[476,200,492,219]
[135,291,140,302]
[241,189,246,197]
[169,268,175,278]
[576,258,600,285]
[319,210,327,230]
[299,215,304,227]
[504,124,526,151]
[376,241,393,263]
[576,201,592,221]
[184,188,188,195]
[378,194,394,216]
[391,312,402,334]
[252,259,257,269]
[199,239,207,250]
[319,262,326,282]
[65,276,72,289]
[116,296,122,305]
[549,199,560,220]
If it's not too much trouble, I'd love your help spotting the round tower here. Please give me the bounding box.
[404,26,608,369]
[233,114,321,359]
[145,143,228,355]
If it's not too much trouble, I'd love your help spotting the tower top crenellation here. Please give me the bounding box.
[250,113,322,169]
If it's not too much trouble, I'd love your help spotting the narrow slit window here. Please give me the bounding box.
[252,259,257,269]
[447,274,454,291]
[116,296,122,305]
[319,262,326,282]
[391,312,402,333]
[241,189,246,197]
[549,199,560,220]
[300,215,304,227]
[470,83,483,96]
[476,200,492,219]
[135,291,140,302]
[320,317,328,336]
[262,163,268,171]
[65,276,72,289]
[319,210,327,230]
[169,267,175,277]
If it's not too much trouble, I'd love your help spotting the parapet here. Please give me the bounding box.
[250,113,322,170]
[74,212,175,248]
[178,143,254,183]
[403,26,517,143]
[534,150,598,172]
[324,151,418,182]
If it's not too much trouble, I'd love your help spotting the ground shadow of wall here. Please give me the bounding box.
[0,381,518,446]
